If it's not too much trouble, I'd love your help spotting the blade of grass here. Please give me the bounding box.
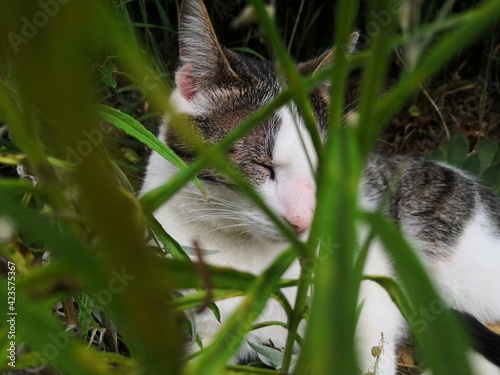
[182,247,296,375]
[0,179,33,196]
[357,0,399,155]
[294,0,360,373]
[172,290,245,311]
[0,195,98,280]
[156,257,296,291]
[248,0,324,159]
[296,130,362,374]
[147,214,191,260]
[221,366,279,375]
[97,104,206,197]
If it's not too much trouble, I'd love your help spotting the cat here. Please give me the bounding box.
[140,0,500,373]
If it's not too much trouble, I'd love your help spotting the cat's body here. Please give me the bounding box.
[141,0,500,373]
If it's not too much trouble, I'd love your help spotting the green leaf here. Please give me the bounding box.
[230,47,266,61]
[476,138,498,173]
[77,294,97,340]
[363,276,413,324]
[221,366,279,374]
[462,154,481,176]
[0,191,98,279]
[96,104,206,198]
[446,133,469,168]
[247,341,285,370]
[147,214,190,261]
[0,179,33,196]
[173,290,244,312]
[18,262,81,301]
[480,165,500,192]
[409,105,421,117]
[493,147,500,165]
[428,147,445,162]
[157,257,295,291]
[0,153,25,165]
[98,64,117,88]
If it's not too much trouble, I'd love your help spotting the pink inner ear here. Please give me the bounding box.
[175,64,196,100]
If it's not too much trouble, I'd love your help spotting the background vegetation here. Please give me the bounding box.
[0,0,499,374]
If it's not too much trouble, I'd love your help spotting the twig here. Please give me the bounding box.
[193,240,214,313]
[287,0,305,53]
[478,22,496,132]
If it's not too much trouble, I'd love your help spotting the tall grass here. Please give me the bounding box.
[0,1,499,374]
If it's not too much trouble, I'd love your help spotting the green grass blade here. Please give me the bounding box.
[182,248,296,375]
[96,104,206,197]
[147,214,191,261]
[248,0,323,159]
[221,366,279,375]
[294,0,360,372]
[156,257,295,291]
[357,0,399,154]
[0,179,33,196]
[0,196,98,280]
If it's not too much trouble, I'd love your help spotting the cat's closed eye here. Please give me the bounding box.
[255,162,276,181]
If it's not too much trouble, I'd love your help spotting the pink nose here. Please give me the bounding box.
[282,180,315,234]
[285,214,312,234]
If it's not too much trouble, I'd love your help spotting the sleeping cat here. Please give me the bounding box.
[140,0,500,373]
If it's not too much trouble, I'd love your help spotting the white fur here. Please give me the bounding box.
[430,206,500,323]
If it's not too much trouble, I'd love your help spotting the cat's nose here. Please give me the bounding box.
[285,214,312,234]
[281,178,315,235]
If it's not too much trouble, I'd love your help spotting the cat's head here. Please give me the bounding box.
[166,0,357,242]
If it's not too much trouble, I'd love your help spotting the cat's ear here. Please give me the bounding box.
[176,0,239,100]
[298,32,359,77]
